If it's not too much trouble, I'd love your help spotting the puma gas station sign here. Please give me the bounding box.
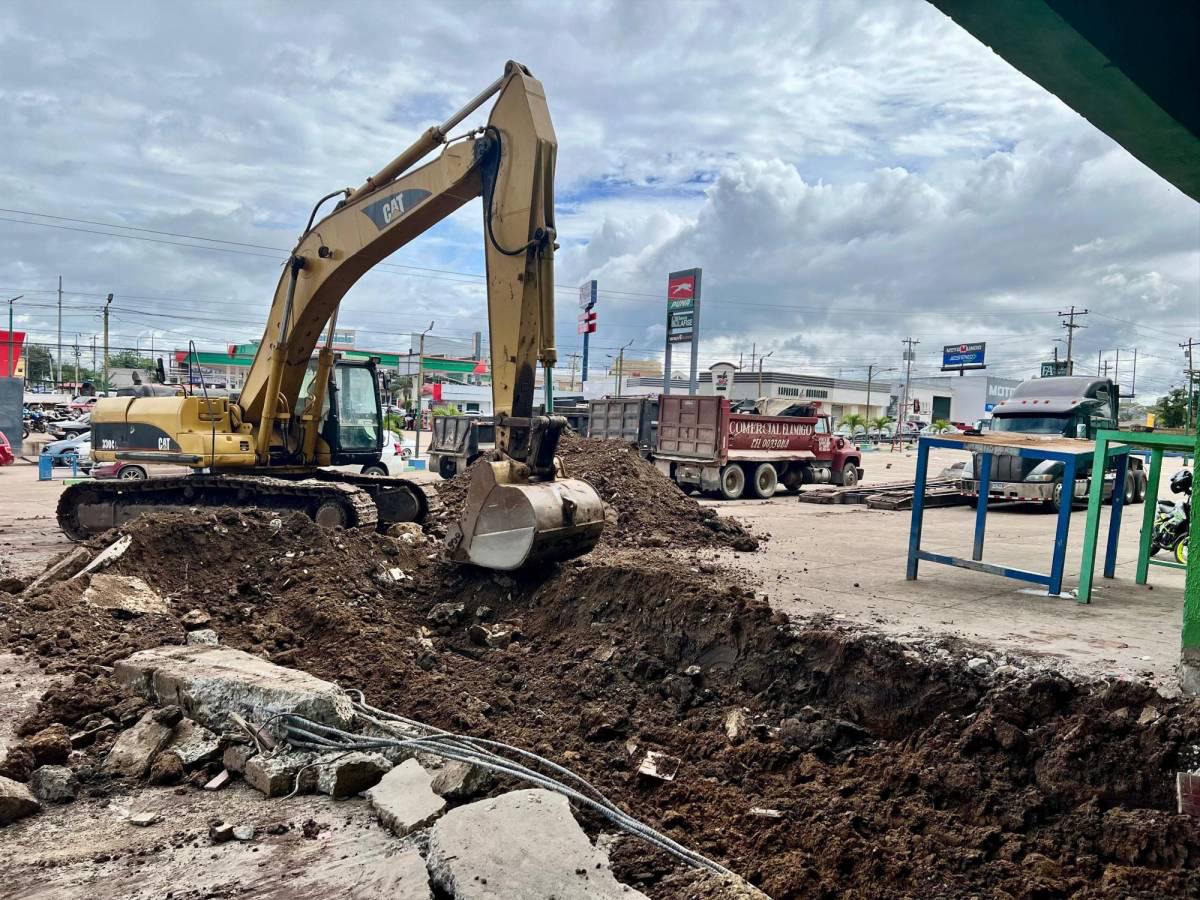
[663,268,702,394]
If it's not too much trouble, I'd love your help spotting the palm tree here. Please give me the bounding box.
[931,418,953,433]
[841,412,867,435]
[870,415,892,434]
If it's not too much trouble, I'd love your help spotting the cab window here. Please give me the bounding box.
[814,418,828,434]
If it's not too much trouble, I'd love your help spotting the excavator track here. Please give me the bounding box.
[57,474,388,541]
[309,469,444,523]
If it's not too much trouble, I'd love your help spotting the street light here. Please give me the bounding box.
[756,350,774,400]
[864,365,897,423]
[6,295,22,380]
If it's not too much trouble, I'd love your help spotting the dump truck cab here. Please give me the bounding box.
[959,376,1145,510]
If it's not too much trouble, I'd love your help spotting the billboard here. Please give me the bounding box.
[578,280,598,383]
[1040,360,1072,377]
[666,272,697,344]
[941,342,986,371]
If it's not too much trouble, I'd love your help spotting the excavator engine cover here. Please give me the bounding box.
[449,458,604,570]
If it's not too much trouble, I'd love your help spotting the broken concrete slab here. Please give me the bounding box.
[222,743,255,774]
[129,810,160,827]
[102,710,173,778]
[203,769,230,791]
[29,765,79,803]
[431,760,492,801]
[0,775,41,824]
[163,719,221,768]
[82,574,169,617]
[244,751,317,798]
[427,789,650,900]
[23,546,91,593]
[366,759,446,837]
[186,628,219,646]
[114,644,355,733]
[70,534,131,580]
[316,751,391,799]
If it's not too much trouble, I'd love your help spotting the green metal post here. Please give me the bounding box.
[1182,430,1200,694]
[1136,447,1163,585]
[1076,433,1109,603]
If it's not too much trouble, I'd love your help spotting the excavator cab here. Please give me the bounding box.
[298,359,384,467]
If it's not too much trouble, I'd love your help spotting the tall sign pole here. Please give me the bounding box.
[577,281,597,384]
[664,268,702,395]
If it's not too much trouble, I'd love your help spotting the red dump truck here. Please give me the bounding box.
[652,395,863,499]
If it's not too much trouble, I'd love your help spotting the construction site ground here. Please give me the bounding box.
[0,438,1196,898]
[2,445,1187,682]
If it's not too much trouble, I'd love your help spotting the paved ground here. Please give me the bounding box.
[704,445,1189,686]
[1,442,1190,686]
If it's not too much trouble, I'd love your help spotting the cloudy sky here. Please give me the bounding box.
[1,0,1196,397]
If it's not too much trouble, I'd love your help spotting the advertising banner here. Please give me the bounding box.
[663,269,702,393]
[941,342,986,371]
[1,330,27,378]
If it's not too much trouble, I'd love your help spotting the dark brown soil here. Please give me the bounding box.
[436,433,761,552]
[1,509,1197,899]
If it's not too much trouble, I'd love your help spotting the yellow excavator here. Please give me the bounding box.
[59,61,605,571]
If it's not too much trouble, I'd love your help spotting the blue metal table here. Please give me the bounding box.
[906,434,1130,597]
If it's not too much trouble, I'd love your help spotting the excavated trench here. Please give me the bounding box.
[1,436,1198,898]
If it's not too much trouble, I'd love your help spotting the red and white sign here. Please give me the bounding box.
[0,330,26,378]
[667,274,695,300]
[577,309,597,334]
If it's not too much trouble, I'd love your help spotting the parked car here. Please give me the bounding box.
[69,395,100,414]
[48,412,91,438]
[0,431,13,466]
[92,461,149,480]
[42,434,92,469]
[327,430,413,477]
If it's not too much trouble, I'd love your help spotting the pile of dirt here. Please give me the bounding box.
[436,433,760,552]
[2,510,1198,898]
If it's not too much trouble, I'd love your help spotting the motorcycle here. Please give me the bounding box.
[1149,468,1191,557]
[21,409,48,439]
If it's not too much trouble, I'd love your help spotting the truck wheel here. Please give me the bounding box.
[360,463,388,477]
[1045,479,1066,514]
[750,463,777,499]
[840,464,859,487]
[438,456,458,479]
[719,464,745,500]
[1132,472,1145,503]
[1123,473,1135,505]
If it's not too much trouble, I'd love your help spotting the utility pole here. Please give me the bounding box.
[566,352,580,391]
[414,322,433,461]
[900,337,919,443]
[749,343,756,376]
[1182,338,1196,432]
[73,337,80,392]
[57,276,63,388]
[615,339,632,398]
[91,335,97,373]
[103,294,113,394]
[1057,306,1088,374]
[6,294,21,380]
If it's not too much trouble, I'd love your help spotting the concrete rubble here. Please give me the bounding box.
[161,718,221,768]
[102,710,174,777]
[366,758,447,836]
[427,788,651,900]
[82,573,169,617]
[430,760,493,800]
[0,775,41,824]
[244,751,317,798]
[186,628,220,646]
[315,751,391,799]
[114,644,355,732]
[29,765,79,803]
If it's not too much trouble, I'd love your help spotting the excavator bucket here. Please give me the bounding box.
[449,459,605,570]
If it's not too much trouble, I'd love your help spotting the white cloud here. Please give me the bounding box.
[0,0,1194,398]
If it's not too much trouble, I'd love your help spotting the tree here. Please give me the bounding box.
[24,345,54,383]
[388,374,414,408]
[841,412,867,435]
[931,419,952,433]
[107,350,155,370]
[1153,388,1188,428]
[870,415,892,433]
